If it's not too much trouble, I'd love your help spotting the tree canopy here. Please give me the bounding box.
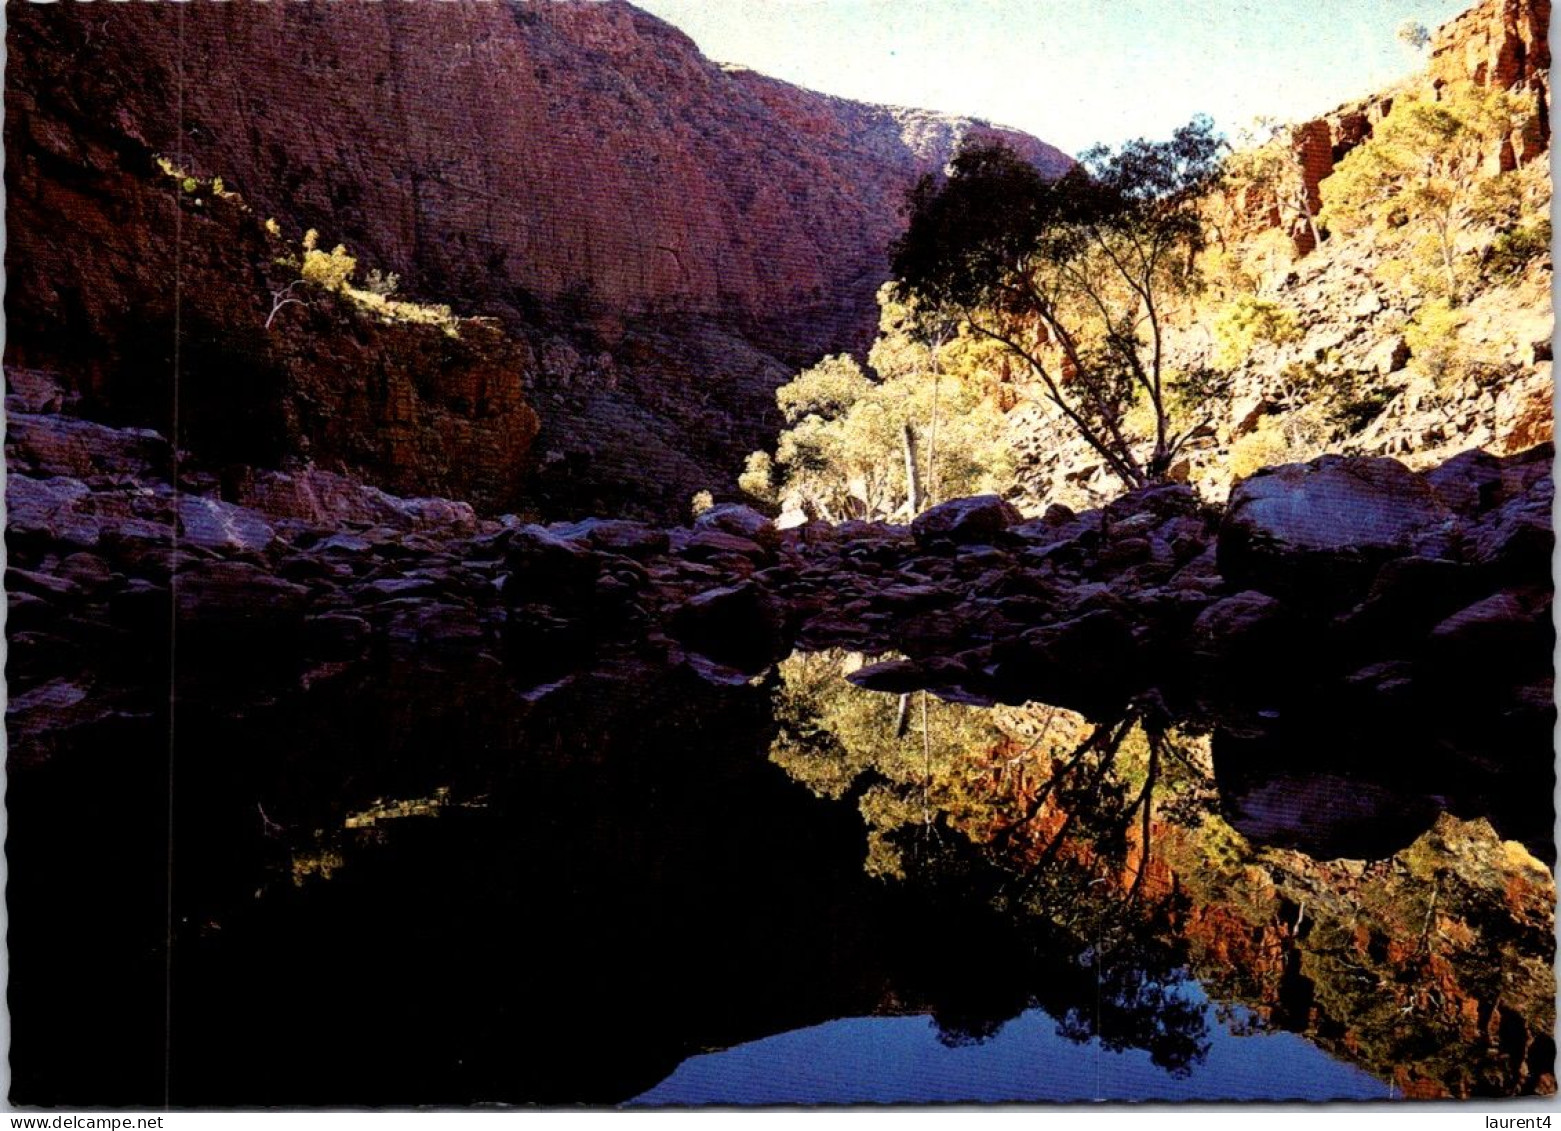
[891,118,1226,489]
[740,285,1014,523]
[1318,83,1530,304]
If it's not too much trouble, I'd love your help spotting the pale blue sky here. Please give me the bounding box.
[631,0,1474,154]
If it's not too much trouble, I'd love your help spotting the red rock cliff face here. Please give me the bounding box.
[5,20,540,512]
[6,1,1067,361]
[7,1,1067,518]
[1430,0,1552,91]
[1294,0,1551,228]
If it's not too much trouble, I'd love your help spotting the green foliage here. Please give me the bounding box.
[1319,83,1530,304]
[748,289,1015,523]
[737,450,777,504]
[1327,383,1394,435]
[892,118,1226,488]
[1486,218,1552,276]
[767,651,1030,866]
[1396,20,1430,51]
[1223,395,1335,483]
[1227,417,1295,480]
[362,268,401,297]
[284,230,460,335]
[775,353,876,425]
[1404,298,1469,386]
[301,232,358,290]
[1210,296,1302,370]
[156,156,241,204]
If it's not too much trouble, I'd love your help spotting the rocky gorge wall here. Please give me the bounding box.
[6,1,1067,360]
[5,1,1067,518]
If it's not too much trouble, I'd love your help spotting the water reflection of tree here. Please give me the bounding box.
[770,651,1214,1074]
[995,713,1210,900]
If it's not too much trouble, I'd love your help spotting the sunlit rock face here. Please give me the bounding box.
[1429,0,1551,97]
[1297,0,1551,224]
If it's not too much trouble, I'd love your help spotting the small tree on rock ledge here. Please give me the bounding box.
[891,119,1228,490]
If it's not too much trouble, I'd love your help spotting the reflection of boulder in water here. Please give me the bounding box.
[1210,707,1553,863]
[1215,764,1443,860]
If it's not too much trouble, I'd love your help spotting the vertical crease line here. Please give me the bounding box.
[164,0,186,1110]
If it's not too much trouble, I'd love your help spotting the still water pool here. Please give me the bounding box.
[634,991,1390,1105]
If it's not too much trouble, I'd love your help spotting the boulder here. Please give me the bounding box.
[668,581,785,673]
[231,467,478,535]
[1363,334,1410,375]
[1426,590,1553,681]
[546,518,670,559]
[504,525,600,592]
[911,495,1022,547]
[1422,448,1507,516]
[385,601,485,664]
[7,475,98,546]
[175,561,309,626]
[177,495,275,554]
[694,504,779,551]
[846,658,930,694]
[677,528,771,562]
[1333,556,1482,653]
[6,413,172,480]
[1219,455,1453,607]
[1460,453,1554,585]
[1190,590,1294,665]
[1229,394,1275,439]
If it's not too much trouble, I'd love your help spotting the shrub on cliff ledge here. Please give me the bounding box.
[277,229,460,336]
[300,228,358,290]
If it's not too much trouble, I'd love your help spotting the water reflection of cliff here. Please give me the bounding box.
[772,650,1556,1098]
[11,633,1549,1105]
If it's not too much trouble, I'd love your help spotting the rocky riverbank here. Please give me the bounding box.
[8,398,1553,848]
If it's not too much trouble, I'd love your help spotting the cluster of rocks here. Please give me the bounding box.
[10,402,1552,799]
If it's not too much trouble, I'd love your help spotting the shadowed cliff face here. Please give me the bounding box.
[6,1,1068,362]
[6,1,1067,517]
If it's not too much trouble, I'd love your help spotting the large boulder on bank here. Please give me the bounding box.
[694,503,780,551]
[504,525,600,593]
[177,495,276,554]
[546,518,670,559]
[6,412,171,480]
[911,495,1022,547]
[1218,456,1453,607]
[1423,589,1555,687]
[989,608,1138,715]
[668,581,785,673]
